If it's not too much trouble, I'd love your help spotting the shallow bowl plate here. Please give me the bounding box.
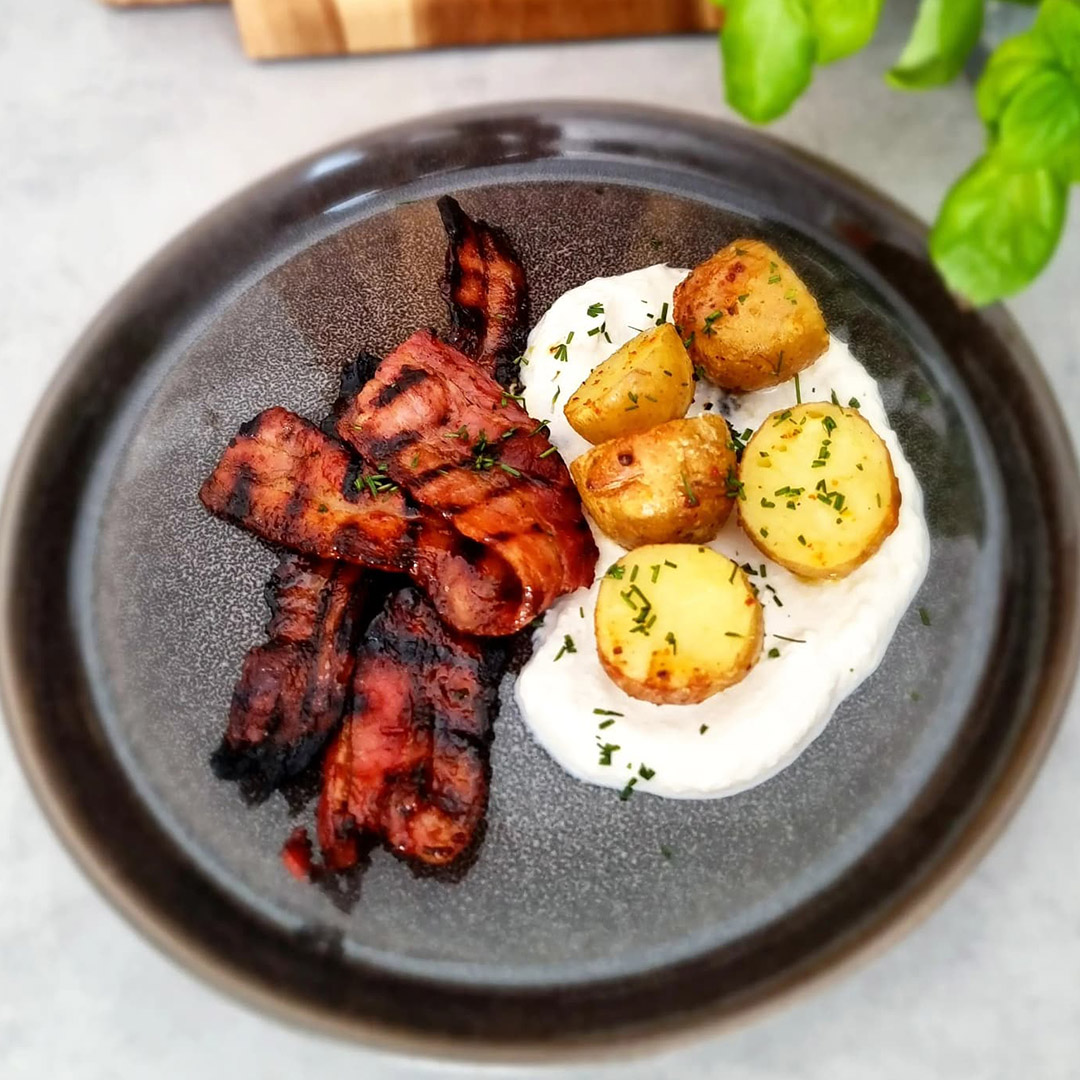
[2,103,1079,1061]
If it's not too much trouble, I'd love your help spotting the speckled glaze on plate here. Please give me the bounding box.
[2,103,1078,1061]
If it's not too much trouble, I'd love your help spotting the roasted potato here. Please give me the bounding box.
[673,239,828,393]
[570,414,737,549]
[737,402,901,579]
[563,323,694,444]
[596,544,763,704]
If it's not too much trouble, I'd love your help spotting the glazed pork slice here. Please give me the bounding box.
[438,194,528,386]
[199,406,537,636]
[198,406,412,571]
[211,554,369,798]
[333,329,598,620]
[317,587,504,869]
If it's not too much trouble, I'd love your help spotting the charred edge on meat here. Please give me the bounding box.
[322,350,384,439]
[438,194,529,388]
[210,555,372,802]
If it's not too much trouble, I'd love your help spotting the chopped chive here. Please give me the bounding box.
[638,764,656,780]
[729,563,738,584]
[598,742,620,766]
[594,708,623,716]
[724,631,743,638]
[587,302,604,318]
[618,777,638,801]
[606,563,626,579]
[773,634,806,643]
[768,647,780,658]
[498,463,522,477]
[598,718,615,729]
[794,372,802,404]
[655,302,669,325]
[797,534,807,546]
[699,724,709,734]
[919,607,932,626]
[553,634,577,661]
[681,469,700,507]
[660,844,674,860]
[830,389,840,406]
[539,445,558,458]
[848,396,860,409]
[665,631,677,654]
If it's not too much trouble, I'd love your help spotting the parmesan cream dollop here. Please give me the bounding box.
[515,265,930,799]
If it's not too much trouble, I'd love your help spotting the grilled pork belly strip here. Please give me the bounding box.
[318,587,503,869]
[438,195,528,385]
[199,406,535,636]
[198,407,412,571]
[334,329,598,619]
[211,554,369,799]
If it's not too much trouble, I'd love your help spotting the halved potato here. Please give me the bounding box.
[570,414,737,549]
[737,402,901,579]
[563,323,694,444]
[673,239,828,392]
[596,544,763,705]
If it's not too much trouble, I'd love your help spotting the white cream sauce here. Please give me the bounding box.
[515,265,930,799]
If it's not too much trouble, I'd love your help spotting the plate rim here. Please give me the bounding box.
[3,100,1079,1062]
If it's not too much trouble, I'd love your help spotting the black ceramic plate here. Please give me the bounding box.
[2,104,1079,1061]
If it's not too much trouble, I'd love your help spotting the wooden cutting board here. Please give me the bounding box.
[102,0,721,58]
[105,0,223,6]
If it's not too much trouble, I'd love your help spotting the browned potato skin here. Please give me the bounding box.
[570,414,736,549]
[673,239,829,392]
[563,323,695,445]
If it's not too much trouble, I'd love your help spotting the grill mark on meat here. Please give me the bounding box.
[335,331,597,627]
[211,554,369,800]
[199,407,414,572]
[317,587,505,869]
[201,407,539,635]
[438,195,528,386]
[374,366,429,407]
[224,463,254,521]
[363,430,421,463]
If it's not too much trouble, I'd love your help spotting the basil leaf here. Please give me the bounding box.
[1035,0,1080,81]
[807,0,883,65]
[997,67,1080,171]
[721,0,816,123]
[930,156,1067,305]
[887,0,983,89]
[976,31,1057,128]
